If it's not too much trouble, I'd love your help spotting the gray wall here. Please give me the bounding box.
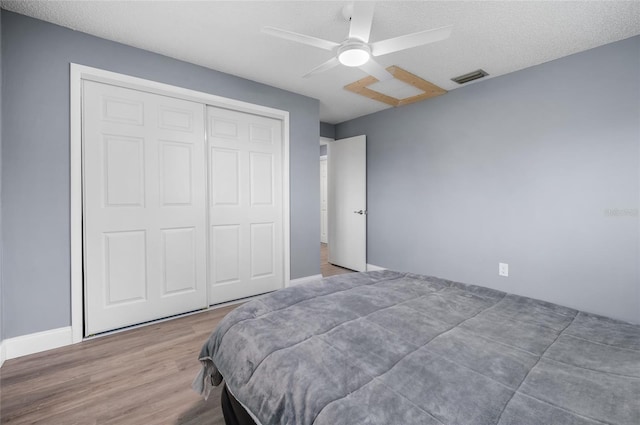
[320,122,335,139]
[336,36,640,324]
[320,122,334,156]
[0,7,3,344]
[1,11,320,338]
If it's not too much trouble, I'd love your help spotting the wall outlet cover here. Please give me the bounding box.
[499,263,509,277]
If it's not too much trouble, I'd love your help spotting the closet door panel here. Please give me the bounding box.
[207,106,284,304]
[83,81,207,335]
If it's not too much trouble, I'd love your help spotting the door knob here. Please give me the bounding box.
[353,210,366,215]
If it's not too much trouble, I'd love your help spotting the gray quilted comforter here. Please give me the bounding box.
[193,270,640,425]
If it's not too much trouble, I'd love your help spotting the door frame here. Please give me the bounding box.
[319,156,328,244]
[319,137,332,245]
[70,64,291,343]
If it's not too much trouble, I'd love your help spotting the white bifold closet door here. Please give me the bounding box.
[207,106,284,304]
[83,81,208,335]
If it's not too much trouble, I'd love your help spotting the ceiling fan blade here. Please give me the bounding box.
[262,26,339,51]
[359,59,393,81]
[303,57,341,78]
[348,2,375,42]
[370,25,453,57]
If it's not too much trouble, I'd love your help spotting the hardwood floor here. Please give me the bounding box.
[320,243,355,277]
[0,249,353,424]
[0,305,237,425]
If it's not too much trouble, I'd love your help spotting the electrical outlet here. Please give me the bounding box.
[499,263,509,277]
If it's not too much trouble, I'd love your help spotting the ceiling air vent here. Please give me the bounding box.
[451,69,488,85]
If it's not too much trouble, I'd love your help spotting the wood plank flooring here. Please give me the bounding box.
[0,305,237,425]
[0,246,353,424]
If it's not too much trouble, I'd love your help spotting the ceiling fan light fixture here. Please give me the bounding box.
[263,3,453,79]
[338,44,370,67]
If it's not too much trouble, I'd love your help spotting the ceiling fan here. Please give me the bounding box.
[262,2,452,81]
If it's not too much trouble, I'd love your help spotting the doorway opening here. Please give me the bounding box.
[319,136,360,278]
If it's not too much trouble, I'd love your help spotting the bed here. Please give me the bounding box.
[193,270,640,425]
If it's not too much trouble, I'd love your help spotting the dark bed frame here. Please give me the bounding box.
[221,384,257,425]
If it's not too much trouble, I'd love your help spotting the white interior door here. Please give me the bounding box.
[207,106,284,304]
[83,81,207,335]
[328,135,367,271]
[320,157,328,244]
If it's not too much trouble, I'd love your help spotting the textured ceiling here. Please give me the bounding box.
[3,0,640,124]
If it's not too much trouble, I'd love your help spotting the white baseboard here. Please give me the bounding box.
[0,341,5,367]
[288,274,323,287]
[367,264,387,271]
[3,326,73,361]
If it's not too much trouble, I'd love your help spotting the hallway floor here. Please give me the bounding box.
[320,243,355,277]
